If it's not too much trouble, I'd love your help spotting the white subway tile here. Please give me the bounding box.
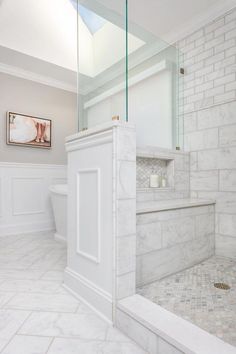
[214,90,235,104]
[226,45,236,57]
[215,55,235,70]
[198,147,236,170]
[184,112,197,133]
[194,97,214,110]
[205,85,224,98]
[216,234,236,258]
[225,80,236,91]
[195,64,213,78]
[185,128,218,151]
[214,73,235,87]
[185,29,204,45]
[195,81,213,93]
[205,69,225,82]
[185,92,204,104]
[186,45,204,60]
[219,214,236,237]
[190,152,198,171]
[225,27,236,40]
[219,124,236,147]
[225,9,236,24]
[205,52,224,66]
[205,35,224,50]
[215,38,235,54]
[191,170,219,191]
[197,101,236,129]
[195,48,214,62]
[214,20,235,37]
[186,61,204,74]
[205,18,224,34]
[220,170,236,191]
[181,41,195,54]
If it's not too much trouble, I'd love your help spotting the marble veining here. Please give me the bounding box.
[0,232,146,354]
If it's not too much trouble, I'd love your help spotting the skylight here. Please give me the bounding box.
[78,5,106,34]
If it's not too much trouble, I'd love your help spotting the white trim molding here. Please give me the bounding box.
[0,62,76,93]
[0,162,67,236]
[76,168,101,264]
[64,267,113,322]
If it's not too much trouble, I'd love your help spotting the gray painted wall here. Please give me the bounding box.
[0,73,77,164]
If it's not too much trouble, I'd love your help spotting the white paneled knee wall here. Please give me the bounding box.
[0,162,67,236]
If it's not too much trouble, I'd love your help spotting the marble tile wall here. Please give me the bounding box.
[136,205,215,287]
[115,125,137,300]
[116,309,184,354]
[178,7,236,259]
[136,157,167,188]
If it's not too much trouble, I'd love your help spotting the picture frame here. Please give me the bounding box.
[6,112,52,149]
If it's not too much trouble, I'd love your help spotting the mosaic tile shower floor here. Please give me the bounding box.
[137,256,236,347]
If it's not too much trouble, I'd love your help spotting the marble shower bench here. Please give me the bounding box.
[136,198,215,286]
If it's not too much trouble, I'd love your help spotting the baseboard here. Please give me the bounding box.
[64,267,113,323]
[0,219,54,237]
[54,232,67,243]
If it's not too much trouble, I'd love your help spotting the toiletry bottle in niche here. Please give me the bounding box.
[161,174,167,188]
[150,174,159,188]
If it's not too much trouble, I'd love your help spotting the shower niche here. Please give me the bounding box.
[136,156,174,190]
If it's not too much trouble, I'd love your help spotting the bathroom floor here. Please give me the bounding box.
[0,232,146,354]
[138,256,236,347]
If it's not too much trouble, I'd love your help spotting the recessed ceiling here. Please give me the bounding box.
[79,4,107,34]
[0,0,234,92]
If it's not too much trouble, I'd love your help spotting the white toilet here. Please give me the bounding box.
[49,184,68,242]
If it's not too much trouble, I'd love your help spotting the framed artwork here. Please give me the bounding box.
[6,112,52,149]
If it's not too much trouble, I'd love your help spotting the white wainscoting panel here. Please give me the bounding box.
[0,162,67,236]
[77,168,101,263]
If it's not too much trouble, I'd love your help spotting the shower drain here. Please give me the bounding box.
[214,282,230,290]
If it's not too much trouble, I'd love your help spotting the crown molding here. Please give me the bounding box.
[164,0,236,45]
[0,62,77,93]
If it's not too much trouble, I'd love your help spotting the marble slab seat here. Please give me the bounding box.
[136,198,215,286]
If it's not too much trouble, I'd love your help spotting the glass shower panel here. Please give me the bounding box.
[126,1,184,150]
[76,0,129,131]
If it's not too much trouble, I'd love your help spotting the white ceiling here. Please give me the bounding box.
[97,0,236,42]
[0,0,235,92]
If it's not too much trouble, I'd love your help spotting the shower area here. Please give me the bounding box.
[74,0,236,352]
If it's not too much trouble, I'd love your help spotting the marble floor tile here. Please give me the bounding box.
[19,312,109,340]
[0,310,30,351]
[47,338,147,354]
[0,293,15,308]
[4,293,80,313]
[0,279,61,293]
[0,232,144,354]
[40,270,64,281]
[1,335,52,354]
[0,270,45,280]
